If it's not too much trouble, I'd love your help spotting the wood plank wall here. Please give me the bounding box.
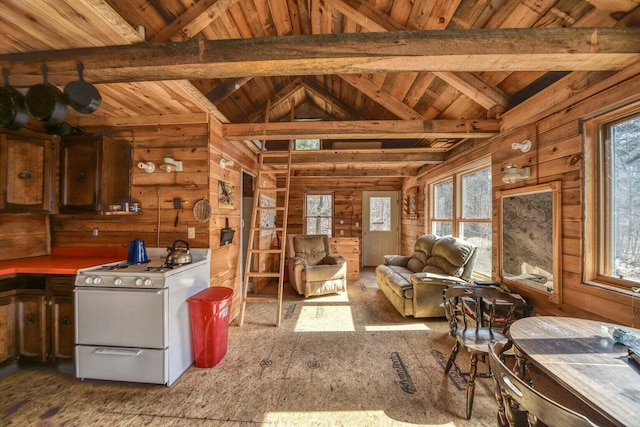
[285,176,403,263]
[412,67,640,326]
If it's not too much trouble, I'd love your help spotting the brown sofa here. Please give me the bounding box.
[375,234,477,318]
[287,234,347,297]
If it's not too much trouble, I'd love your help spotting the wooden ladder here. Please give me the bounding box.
[238,139,292,327]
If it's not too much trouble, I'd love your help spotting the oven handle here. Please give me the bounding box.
[75,288,165,295]
[94,348,143,357]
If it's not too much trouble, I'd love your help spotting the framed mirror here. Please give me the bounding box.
[497,182,562,303]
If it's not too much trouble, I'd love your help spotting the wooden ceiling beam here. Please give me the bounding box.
[301,77,362,120]
[151,0,241,42]
[339,74,424,119]
[247,78,306,122]
[205,77,254,102]
[2,28,638,86]
[290,168,416,177]
[222,119,500,140]
[263,149,444,164]
[326,0,509,110]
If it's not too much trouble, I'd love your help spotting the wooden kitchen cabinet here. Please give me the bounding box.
[0,293,16,366]
[60,135,131,214]
[16,292,47,362]
[48,276,74,360]
[0,134,57,213]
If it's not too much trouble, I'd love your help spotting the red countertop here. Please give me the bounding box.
[0,247,127,277]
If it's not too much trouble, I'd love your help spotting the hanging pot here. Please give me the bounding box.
[25,64,68,125]
[64,62,101,114]
[45,121,84,136]
[0,68,29,130]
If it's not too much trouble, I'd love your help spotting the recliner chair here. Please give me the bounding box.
[286,234,347,297]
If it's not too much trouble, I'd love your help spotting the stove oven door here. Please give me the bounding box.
[75,287,169,384]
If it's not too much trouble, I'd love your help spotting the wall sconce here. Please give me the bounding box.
[159,156,183,173]
[137,161,155,173]
[220,158,234,169]
[502,164,531,184]
[511,139,532,152]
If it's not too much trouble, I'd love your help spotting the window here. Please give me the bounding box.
[294,139,320,150]
[305,193,332,236]
[584,101,640,290]
[430,161,492,277]
[369,196,391,231]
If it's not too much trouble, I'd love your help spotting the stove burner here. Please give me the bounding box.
[96,263,130,271]
[145,264,181,272]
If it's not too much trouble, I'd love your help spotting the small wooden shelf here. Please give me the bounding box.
[104,211,143,216]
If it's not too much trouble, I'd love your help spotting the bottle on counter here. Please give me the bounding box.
[604,326,640,349]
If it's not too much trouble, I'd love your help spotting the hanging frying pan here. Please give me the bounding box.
[25,64,68,125]
[0,68,29,130]
[64,62,101,114]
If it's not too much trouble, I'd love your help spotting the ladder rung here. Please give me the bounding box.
[246,272,281,278]
[252,227,283,232]
[256,206,285,211]
[257,187,287,192]
[261,152,290,157]
[243,296,280,304]
[259,169,289,174]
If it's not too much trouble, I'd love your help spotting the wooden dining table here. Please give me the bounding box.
[509,316,640,427]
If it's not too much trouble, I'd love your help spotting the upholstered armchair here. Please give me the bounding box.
[286,234,348,297]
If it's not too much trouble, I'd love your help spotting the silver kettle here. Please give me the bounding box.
[166,239,192,265]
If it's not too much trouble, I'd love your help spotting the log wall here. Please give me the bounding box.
[413,65,640,326]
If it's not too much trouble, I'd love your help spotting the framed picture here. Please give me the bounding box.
[218,180,235,209]
[497,182,562,303]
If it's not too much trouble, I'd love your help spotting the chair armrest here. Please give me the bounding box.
[412,272,468,285]
[411,277,450,317]
[290,256,308,269]
[323,254,345,265]
[384,255,410,266]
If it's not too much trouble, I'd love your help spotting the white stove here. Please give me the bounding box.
[75,247,211,386]
[75,247,209,289]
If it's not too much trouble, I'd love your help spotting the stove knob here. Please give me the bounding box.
[84,277,93,285]
[92,277,102,285]
[135,277,144,286]
[143,278,153,287]
[114,278,123,286]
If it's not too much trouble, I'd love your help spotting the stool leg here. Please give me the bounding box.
[466,353,478,419]
[444,341,460,374]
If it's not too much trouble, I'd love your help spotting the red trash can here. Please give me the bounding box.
[187,287,234,368]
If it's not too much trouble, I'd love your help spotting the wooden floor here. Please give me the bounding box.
[0,268,606,426]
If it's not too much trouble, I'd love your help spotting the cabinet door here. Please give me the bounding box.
[50,293,74,360]
[60,135,131,213]
[0,134,56,212]
[59,137,99,212]
[0,294,16,366]
[17,293,47,362]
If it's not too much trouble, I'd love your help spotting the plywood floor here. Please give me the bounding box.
[0,269,582,426]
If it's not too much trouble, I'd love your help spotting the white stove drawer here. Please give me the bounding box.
[76,345,168,385]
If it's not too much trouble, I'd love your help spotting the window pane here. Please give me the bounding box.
[306,217,332,235]
[460,222,491,277]
[434,180,453,219]
[306,194,332,236]
[462,168,492,219]
[294,139,320,150]
[606,115,640,283]
[370,197,391,231]
[432,221,452,237]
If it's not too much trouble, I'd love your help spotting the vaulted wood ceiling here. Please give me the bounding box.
[1,0,639,176]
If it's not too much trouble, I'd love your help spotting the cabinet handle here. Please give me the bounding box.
[75,172,85,183]
[60,315,71,326]
[18,171,32,180]
[26,313,36,324]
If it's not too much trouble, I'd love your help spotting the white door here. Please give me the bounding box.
[362,191,399,266]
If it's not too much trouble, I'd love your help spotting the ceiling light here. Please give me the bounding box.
[511,139,532,153]
[502,164,531,184]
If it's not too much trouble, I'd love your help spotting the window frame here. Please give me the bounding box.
[428,157,492,278]
[583,100,640,292]
[303,192,334,236]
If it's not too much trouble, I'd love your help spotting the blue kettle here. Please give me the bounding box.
[127,238,149,264]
